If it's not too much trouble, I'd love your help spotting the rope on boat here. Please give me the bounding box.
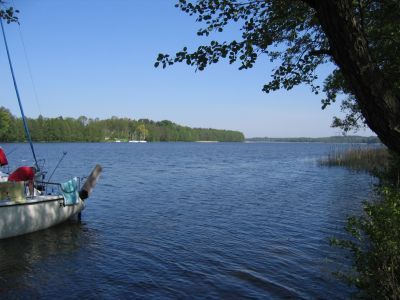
[47,151,68,182]
[15,17,43,116]
[0,18,40,171]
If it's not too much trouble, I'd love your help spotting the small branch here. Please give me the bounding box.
[308,49,332,56]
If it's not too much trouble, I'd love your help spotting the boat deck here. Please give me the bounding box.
[0,195,64,207]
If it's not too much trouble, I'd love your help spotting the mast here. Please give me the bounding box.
[0,18,39,170]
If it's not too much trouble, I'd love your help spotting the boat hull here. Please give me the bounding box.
[0,196,84,239]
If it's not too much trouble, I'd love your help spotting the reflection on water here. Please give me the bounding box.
[0,220,96,297]
[0,142,375,299]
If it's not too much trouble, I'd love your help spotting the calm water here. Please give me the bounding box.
[0,142,375,299]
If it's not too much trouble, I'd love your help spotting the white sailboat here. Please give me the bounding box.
[0,18,102,239]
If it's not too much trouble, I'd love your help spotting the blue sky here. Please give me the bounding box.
[0,0,373,138]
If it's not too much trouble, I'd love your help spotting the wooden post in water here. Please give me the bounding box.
[79,165,102,200]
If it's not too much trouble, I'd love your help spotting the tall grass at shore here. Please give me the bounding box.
[320,146,389,173]
[323,146,400,298]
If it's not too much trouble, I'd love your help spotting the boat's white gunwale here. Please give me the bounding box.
[0,195,64,207]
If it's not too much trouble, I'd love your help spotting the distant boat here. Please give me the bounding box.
[128,140,147,143]
[129,130,147,143]
[115,140,121,143]
[0,18,102,239]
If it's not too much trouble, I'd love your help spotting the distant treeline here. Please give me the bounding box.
[246,136,380,143]
[0,107,244,142]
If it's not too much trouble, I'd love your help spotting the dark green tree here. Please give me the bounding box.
[0,2,18,24]
[0,106,244,143]
[0,107,12,140]
[155,0,400,153]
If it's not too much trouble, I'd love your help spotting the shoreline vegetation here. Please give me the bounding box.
[321,146,400,298]
[246,136,380,144]
[0,107,244,143]
[320,146,389,173]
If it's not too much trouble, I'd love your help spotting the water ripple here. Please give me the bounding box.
[0,142,375,299]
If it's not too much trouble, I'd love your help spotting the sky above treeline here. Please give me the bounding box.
[0,0,374,138]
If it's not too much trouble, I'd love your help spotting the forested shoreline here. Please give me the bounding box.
[246,136,380,144]
[0,107,244,142]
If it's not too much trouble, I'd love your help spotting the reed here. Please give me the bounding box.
[325,147,400,298]
[320,146,389,173]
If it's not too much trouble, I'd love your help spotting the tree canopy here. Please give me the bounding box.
[155,0,400,153]
[2,1,399,151]
[0,2,18,24]
[0,107,244,142]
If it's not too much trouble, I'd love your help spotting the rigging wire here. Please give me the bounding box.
[16,22,42,116]
[47,152,67,182]
[0,17,39,170]
[11,0,42,116]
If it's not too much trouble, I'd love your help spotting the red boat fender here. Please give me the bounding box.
[8,166,35,182]
[0,148,8,166]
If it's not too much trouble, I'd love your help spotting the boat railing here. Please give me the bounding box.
[30,180,60,197]
[34,177,82,196]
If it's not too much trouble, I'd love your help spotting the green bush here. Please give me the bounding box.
[331,186,400,299]
[329,150,400,299]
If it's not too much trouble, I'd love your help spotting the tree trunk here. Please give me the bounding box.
[305,0,400,154]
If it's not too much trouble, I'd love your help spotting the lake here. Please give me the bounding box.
[0,142,375,299]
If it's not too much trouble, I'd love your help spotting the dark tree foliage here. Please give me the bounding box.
[0,107,244,142]
[155,0,400,154]
[0,1,18,24]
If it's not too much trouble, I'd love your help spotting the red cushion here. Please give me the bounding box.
[8,166,35,182]
[0,148,8,166]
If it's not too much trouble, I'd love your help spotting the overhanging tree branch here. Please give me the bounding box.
[157,0,400,153]
[308,49,332,56]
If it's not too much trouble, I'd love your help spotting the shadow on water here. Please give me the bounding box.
[0,219,96,298]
